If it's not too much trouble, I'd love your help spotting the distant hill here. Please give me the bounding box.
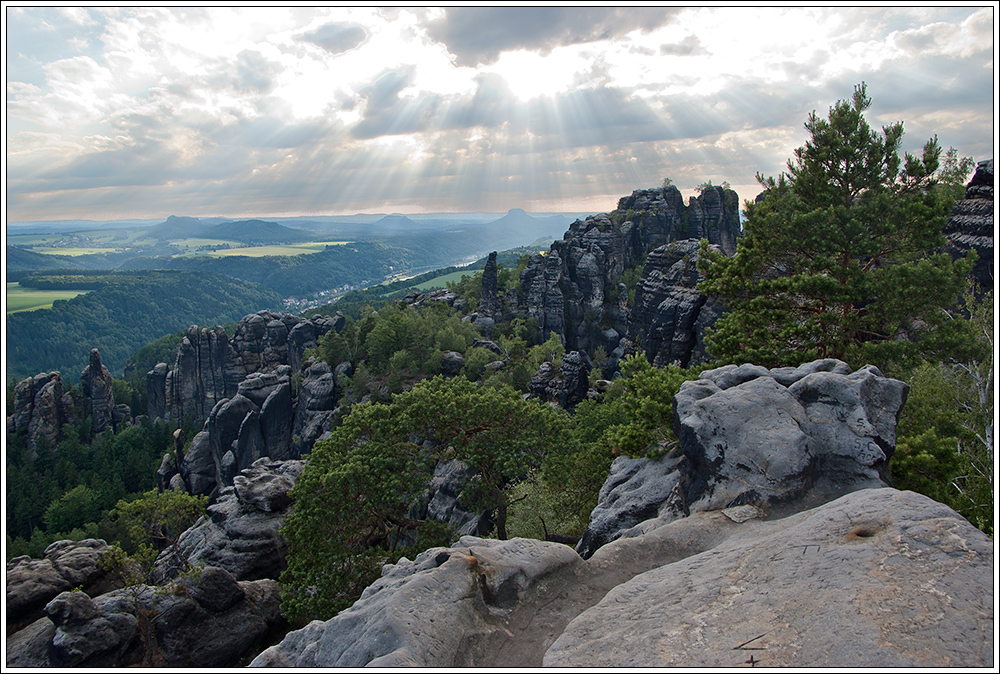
[6,246,86,278]
[207,219,314,244]
[145,216,313,244]
[146,215,208,240]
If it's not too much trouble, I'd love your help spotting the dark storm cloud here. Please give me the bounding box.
[426,7,681,66]
[300,22,368,55]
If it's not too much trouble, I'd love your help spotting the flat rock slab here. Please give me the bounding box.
[545,488,993,668]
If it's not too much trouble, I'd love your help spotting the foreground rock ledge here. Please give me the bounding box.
[251,489,991,668]
[546,488,993,668]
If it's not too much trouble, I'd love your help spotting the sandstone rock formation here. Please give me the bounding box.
[624,239,725,368]
[577,359,906,557]
[6,539,116,630]
[80,348,116,434]
[7,567,283,668]
[149,311,342,425]
[478,251,501,317]
[528,350,591,410]
[6,371,76,453]
[250,536,580,667]
[516,183,740,359]
[545,488,993,668]
[152,459,306,583]
[944,158,993,291]
[251,489,991,669]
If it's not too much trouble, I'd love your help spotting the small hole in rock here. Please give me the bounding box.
[846,527,877,540]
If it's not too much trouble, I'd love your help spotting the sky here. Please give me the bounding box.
[4,4,997,222]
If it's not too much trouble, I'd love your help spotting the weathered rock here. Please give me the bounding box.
[441,350,465,376]
[8,372,68,452]
[626,239,724,368]
[479,251,501,317]
[547,488,993,668]
[944,158,993,291]
[146,363,169,420]
[181,430,217,497]
[259,382,294,460]
[410,459,492,537]
[153,459,306,583]
[7,567,284,668]
[575,453,686,559]
[151,311,341,428]
[6,539,114,628]
[577,359,907,557]
[250,537,580,667]
[528,351,591,410]
[293,359,337,455]
[15,372,70,453]
[81,348,115,434]
[517,183,739,353]
[45,590,137,667]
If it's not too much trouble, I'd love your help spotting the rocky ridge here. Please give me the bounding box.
[514,184,740,363]
[149,311,344,498]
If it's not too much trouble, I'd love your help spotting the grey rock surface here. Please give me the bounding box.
[250,537,580,667]
[80,348,115,434]
[6,539,115,628]
[517,183,739,354]
[626,239,724,368]
[546,488,994,668]
[944,158,993,290]
[7,371,73,453]
[578,359,907,557]
[153,459,306,583]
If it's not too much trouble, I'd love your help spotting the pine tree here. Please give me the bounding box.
[698,82,974,370]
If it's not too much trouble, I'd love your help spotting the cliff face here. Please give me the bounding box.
[150,311,344,426]
[149,311,345,498]
[515,184,740,364]
[944,158,993,291]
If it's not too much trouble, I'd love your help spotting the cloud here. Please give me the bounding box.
[426,7,681,66]
[300,22,368,54]
[659,35,704,56]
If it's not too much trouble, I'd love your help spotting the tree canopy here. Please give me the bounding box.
[698,82,974,370]
[278,376,578,622]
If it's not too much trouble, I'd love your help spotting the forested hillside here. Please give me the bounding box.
[6,270,281,380]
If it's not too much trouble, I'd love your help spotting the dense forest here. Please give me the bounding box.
[6,270,281,380]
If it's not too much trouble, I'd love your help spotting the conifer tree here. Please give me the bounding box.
[698,83,973,369]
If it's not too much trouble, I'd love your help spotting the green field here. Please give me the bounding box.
[414,269,476,290]
[186,241,351,257]
[6,283,90,313]
[27,246,120,256]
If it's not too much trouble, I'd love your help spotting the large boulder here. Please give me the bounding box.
[546,488,993,667]
[6,539,116,629]
[577,359,908,558]
[7,568,283,668]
